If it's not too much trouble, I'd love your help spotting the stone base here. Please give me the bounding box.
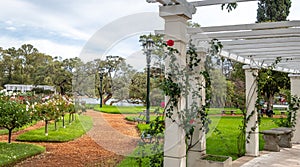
[196,155,232,167]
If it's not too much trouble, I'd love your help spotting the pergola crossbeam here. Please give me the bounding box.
[190,0,257,7]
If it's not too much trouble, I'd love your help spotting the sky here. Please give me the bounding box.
[0,0,299,70]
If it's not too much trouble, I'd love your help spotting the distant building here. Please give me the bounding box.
[4,84,55,93]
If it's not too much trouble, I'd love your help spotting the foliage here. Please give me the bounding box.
[135,116,164,167]
[0,94,34,143]
[16,114,92,142]
[221,3,238,12]
[118,116,279,166]
[274,96,300,128]
[257,0,291,23]
[257,58,290,111]
[0,142,45,167]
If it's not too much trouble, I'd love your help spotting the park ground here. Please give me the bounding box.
[0,110,139,167]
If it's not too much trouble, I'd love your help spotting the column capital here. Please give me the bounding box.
[159,4,195,19]
[288,73,300,78]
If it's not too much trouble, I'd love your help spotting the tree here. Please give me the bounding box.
[256,0,292,111]
[0,96,32,143]
[257,0,291,23]
[129,72,147,104]
[258,67,290,111]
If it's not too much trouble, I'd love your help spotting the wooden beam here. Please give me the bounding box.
[191,28,300,40]
[190,0,257,7]
[221,37,300,45]
[236,50,300,56]
[224,41,300,50]
[231,46,300,54]
[188,21,300,33]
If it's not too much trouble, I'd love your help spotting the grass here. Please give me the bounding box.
[0,142,45,167]
[0,121,37,135]
[16,114,93,142]
[207,108,243,115]
[94,105,163,114]
[118,115,278,166]
[206,116,278,160]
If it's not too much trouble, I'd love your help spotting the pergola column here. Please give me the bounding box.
[160,4,195,167]
[187,50,207,167]
[243,65,259,156]
[289,74,300,143]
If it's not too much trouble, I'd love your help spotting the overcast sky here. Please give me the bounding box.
[0,0,299,69]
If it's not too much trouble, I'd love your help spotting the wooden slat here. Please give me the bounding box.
[190,0,257,7]
[221,37,300,45]
[191,28,300,40]
[236,50,300,56]
[223,41,300,50]
[188,21,300,33]
[231,46,300,54]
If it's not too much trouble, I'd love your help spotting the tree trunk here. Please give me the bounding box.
[103,93,112,105]
[8,129,13,143]
[267,94,274,111]
[55,120,57,131]
[45,120,48,136]
[69,114,71,124]
[62,115,65,128]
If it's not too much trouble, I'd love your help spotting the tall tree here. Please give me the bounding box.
[256,0,291,111]
[257,0,291,23]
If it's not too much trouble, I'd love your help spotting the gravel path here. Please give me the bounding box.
[3,110,140,167]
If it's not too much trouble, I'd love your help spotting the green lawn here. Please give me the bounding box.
[16,114,93,142]
[0,142,45,167]
[94,105,162,114]
[118,115,278,166]
[206,116,278,160]
[0,121,37,135]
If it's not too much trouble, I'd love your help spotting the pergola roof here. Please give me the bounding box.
[149,0,300,73]
[188,21,300,73]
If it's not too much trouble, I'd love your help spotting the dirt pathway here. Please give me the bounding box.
[4,110,140,167]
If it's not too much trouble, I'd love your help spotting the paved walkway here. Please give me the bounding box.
[233,144,300,167]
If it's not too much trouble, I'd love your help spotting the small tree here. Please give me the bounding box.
[35,98,59,135]
[0,96,33,143]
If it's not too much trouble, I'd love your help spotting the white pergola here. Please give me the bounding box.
[190,21,300,73]
[148,0,300,167]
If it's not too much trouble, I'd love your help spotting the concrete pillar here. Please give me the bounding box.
[160,4,195,167]
[243,65,259,156]
[187,50,207,167]
[289,74,300,143]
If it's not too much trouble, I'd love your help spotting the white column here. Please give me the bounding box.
[187,51,207,167]
[160,4,195,167]
[243,65,259,156]
[289,74,300,143]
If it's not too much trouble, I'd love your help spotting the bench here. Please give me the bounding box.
[221,110,235,115]
[260,127,293,152]
[134,110,146,123]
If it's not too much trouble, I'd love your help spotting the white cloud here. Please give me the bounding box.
[26,39,82,59]
[0,36,81,59]
[0,0,299,62]
[5,26,17,31]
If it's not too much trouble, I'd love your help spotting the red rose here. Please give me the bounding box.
[166,40,174,46]
[189,119,195,124]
